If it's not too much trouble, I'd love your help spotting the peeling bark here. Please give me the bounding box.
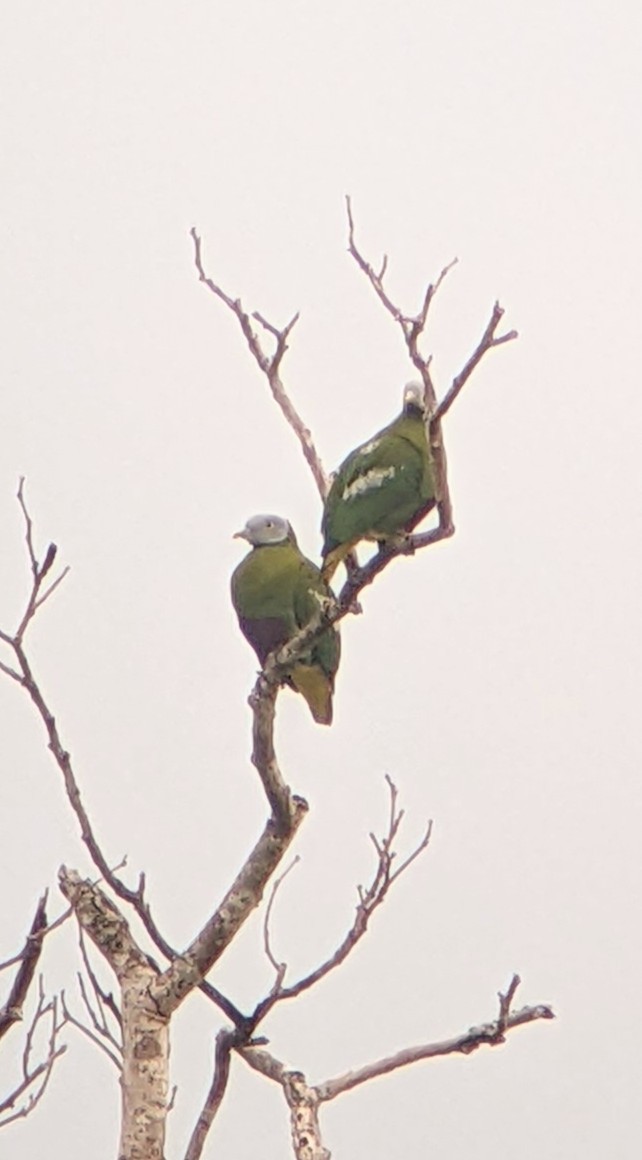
[119,970,169,1160]
[284,1072,330,1160]
[58,869,170,1160]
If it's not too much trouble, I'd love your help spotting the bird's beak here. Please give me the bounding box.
[233,529,249,541]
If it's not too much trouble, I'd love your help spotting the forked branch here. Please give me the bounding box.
[249,778,431,1025]
[190,227,328,498]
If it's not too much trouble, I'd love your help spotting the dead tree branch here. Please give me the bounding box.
[317,977,553,1101]
[0,895,48,1042]
[263,857,300,978]
[0,483,245,1027]
[432,301,518,423]
[183,1027,236,1160]
[0,900,66,1128]
[249,778,431,1026]
[190,227,328,498]
[237,978,553,1158]
[78,926,122,1033]
[60,990,122,1071]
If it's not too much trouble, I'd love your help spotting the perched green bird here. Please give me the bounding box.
[231,514,340,725]
[321,382,436,580]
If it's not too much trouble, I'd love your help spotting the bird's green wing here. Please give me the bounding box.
[322,427,433,564]
[292,557,341,682]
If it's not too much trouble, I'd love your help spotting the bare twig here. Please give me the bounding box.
[14,478,70,643]
[346,195,515,410]
[60,989,122,1070]
[0,658,21,682]
[432,302,518,423]
[263,856,300,976]
[59,928,125,1070]
[78,927,122,1032]
[184,1028,236,1160]
[0,904,73,976]
[0,895,48,1042]
[0,983,67,1127]
[497,972,521,1035]
[317,984,555,1101]
[190,227,328,498]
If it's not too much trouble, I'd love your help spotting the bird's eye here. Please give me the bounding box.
[266,521,273,528]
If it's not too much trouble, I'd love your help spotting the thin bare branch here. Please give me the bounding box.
[346,196,457,384]
[0,904,73,975]
[33,567,71,611]
[60,990,122,1070]
[190,227,328,498]
[184,1028,236,1160]
[346,195,410,323]
[432,301,518,423]
[497,972,521,1035]
[263,856,300,976]
[78,926,122,1032]
[12,479,70,643]
[16,477,38,575]
[0,1042,67,1126]
[318,990,555,1101]
[0,986,66,1127]
[0,657,21,682]
[0,895,48,1042]
[249,779,431,1027]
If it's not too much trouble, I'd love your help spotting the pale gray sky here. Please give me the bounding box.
[1,2,640,1157]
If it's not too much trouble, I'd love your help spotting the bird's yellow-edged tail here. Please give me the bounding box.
[289,664,334,725]
[321,540,358,583]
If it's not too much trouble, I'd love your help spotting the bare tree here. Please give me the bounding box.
[0,205,553,1159]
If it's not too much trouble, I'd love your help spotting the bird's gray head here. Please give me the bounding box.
[234,514,293,546]
[402,381,426,414]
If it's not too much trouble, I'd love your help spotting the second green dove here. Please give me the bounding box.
[321,382,436,580]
